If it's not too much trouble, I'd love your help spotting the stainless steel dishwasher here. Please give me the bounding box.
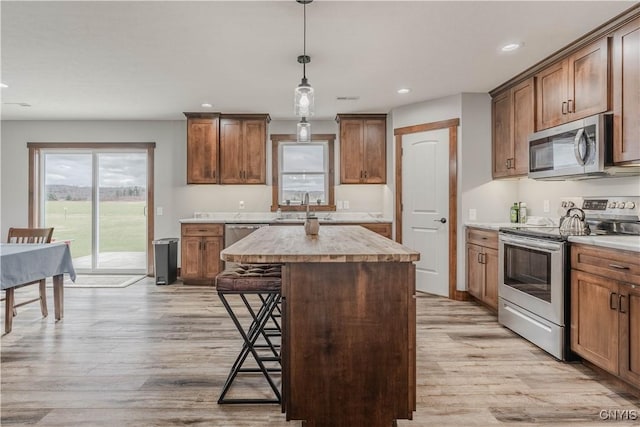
[224,223,269,268]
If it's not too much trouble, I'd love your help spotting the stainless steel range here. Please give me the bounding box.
[498,196,640,360]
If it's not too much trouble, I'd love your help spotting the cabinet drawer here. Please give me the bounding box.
[181,223,224,237]
[571,244,640,286]
[466,227,498,249]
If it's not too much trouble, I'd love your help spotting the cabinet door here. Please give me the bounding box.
[219,118,244,184]
[202,237,223,280]
[362,119,386,183]
[567,37,610,120]
[466,244,483,300]
[492,90,512,178]
[340,119,364,183]
[242,119,267,184]
[619,284,640,388]
[187,118,218,184]
[181,236,203,280]
[535,61,568,130]
[483,247,498,310]
[571,270,619,374]
[511,78,534,176]
[613,17,640,164]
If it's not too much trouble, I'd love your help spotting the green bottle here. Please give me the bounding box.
[510,203,519,223]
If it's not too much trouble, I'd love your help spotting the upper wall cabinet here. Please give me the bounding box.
[492,78,534,178]
[219,114,270,184]
[535,38,610,130]
[336,114,386,184]
[184,112,220,184]
[613,17,640,164]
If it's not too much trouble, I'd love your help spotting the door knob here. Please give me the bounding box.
[434,218,447,223]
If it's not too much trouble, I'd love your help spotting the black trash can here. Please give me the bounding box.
[153,238,178,285]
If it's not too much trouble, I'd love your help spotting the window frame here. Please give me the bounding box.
[270,133,335,212]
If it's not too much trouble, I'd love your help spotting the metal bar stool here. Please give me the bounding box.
[216,264,282,404]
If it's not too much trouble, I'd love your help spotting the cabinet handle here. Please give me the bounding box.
[567,99,574,113]
[608,263,630,270]
[505,160,510,168]
[619,294,626,314]
[477,253,482,264]
[364,171,368,178]
[213,170,216,179]
[562,102,568,114]
[609,292,618,310]
[360,170,363,179]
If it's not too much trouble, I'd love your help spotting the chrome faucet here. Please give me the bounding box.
[304,192,310,218]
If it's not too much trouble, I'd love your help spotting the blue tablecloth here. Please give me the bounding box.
[0,243,76,290]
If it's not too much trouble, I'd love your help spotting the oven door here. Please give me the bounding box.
[498,234,565,325]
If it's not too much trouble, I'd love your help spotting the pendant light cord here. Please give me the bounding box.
[303,2,307,79]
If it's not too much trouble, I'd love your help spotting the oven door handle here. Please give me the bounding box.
[499,235,563,252]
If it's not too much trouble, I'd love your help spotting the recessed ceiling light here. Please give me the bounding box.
[201,103,213,108]
[0,83,8,88]
[397,88,410,94]
[501,43,521,52]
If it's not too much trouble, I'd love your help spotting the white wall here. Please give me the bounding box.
[389,93,518,291]
[0,119,388,246]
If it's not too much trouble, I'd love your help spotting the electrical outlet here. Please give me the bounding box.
[239,200,245,210]
[543,200,550,213]
[156,207,163,216]
[469,208,477,221]
[343,200,350,210]
[337,200,343,210]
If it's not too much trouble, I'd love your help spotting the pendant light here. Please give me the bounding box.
[297,117,311,143]
[294,0,314,117]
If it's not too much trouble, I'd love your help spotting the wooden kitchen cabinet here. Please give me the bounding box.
[613,17,640,164]
[492,78,534,178]
[184,113,219,184]
[336,114,386,184]
[219,114,270,184]
[180,223,224,285]
[465,227,498,311]
[571,244,640,388]
[535,37,609,130]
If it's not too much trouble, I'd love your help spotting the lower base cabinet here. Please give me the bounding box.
[180,223,224,285]
[466,227,498,311]
[571,244,640,389]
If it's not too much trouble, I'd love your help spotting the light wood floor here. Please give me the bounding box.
[2,279,639,426]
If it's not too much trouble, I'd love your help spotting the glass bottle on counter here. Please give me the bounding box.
[510,203,519,223]
[519,202,527,224]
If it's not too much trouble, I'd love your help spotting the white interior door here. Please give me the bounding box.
[401,128,450,296]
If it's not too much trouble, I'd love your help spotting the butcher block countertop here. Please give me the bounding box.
[220,225,420,263]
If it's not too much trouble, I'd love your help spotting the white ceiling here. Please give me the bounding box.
[1,1,636,121]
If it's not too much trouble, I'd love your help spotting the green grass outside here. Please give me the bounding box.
[45,201,146,258]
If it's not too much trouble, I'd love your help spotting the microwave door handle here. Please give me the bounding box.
[573,128,587,166]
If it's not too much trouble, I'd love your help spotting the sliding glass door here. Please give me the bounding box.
[42,150,148,274]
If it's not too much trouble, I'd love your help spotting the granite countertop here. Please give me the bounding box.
[180,212,392,224]
[568,235,640,253]
[220,225,419,263]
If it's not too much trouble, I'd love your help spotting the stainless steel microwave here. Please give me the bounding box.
[528,114,640,180]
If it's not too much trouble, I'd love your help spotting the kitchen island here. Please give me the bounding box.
[221,225,420,427]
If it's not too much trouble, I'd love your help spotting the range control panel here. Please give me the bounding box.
[561,196,640,221]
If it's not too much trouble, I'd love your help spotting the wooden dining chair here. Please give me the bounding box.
[3,227,55,320]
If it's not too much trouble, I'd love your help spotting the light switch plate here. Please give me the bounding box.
[343,200,350,210]
[469,208,477,221]
[157,207,163,216]
[543,200,550,213]
[239,200,245,210]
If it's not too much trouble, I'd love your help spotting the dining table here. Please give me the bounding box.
[1,242,76,333]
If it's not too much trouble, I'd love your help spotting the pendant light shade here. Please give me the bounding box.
[294,77,314,117]
[294,0,314,117]
[297,117,311,143]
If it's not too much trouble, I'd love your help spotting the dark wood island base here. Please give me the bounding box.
[282,262,416,427]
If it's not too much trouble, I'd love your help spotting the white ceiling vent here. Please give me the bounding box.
[336,96,360,101]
